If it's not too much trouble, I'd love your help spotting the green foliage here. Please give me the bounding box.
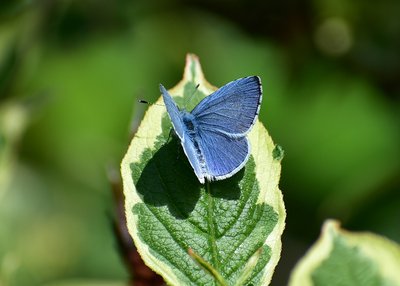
[0,102,28,197]
[0,1,399,285]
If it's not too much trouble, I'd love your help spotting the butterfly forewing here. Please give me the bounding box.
[191,76,262,137]
[160,84,185,140]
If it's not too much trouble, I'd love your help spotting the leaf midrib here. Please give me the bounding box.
[206,181,220,276]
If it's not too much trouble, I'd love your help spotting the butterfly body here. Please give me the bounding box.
[160,76,262,184]
[181,113,197,137]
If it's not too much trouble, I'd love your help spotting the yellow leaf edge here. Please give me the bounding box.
[288,219,400,286]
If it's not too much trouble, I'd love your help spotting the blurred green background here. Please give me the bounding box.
[0,0,399,285]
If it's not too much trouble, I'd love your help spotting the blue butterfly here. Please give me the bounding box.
[160,76,262,184]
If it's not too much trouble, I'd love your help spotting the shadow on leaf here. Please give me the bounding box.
[131,135,247,219]
[209,168,244,201]
[132,137,201,219]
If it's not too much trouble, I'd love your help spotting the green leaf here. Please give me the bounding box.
[121,54,285,285]
[288,220,400,286]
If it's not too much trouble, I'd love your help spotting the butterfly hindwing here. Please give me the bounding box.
[197,129,250,180]
[191,76,262,136]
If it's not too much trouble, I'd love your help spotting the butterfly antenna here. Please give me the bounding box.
[138,99,149,104]
[138,99,164,107]
[184,83,200,109]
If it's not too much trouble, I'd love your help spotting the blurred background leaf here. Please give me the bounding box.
[0,0,399,285]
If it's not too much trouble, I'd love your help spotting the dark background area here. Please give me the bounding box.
[0,0,399,285]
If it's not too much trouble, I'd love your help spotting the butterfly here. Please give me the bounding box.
[160,76,262,184]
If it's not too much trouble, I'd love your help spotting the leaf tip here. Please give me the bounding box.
[184,53,205,84]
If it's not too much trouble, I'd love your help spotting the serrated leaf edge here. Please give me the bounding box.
[249,122,286,285]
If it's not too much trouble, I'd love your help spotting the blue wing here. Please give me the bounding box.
[181,135,207,184]
[160,84,185,140]
[191,76,262,137]
[197,129,250,181]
